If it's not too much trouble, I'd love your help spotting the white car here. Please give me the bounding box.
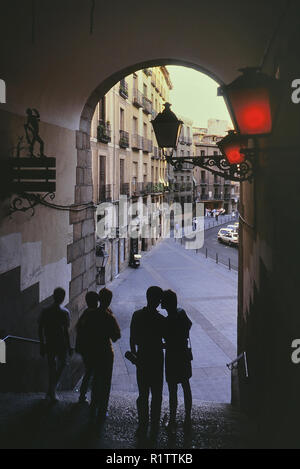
[218,228,234,240]
[218,229,239,246]
[227,224,239,232]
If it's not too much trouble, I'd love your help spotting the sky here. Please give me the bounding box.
[167,65,232,129]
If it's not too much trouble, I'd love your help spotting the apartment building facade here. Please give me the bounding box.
[90,67,173,284]
[193,120,240,214]
[168,117,195,209]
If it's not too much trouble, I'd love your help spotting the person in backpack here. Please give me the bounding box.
[161,289,193,434]
[38,287,72,403]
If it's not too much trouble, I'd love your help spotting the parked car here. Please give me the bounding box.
[218,229,239,246]
[218,228,234,240]
[227,224,239,232]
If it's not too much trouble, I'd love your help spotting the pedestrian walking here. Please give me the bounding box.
[161,290,193,434]
[75,291,99,403]
[38,287,72,403]
[76,288,121,426]
[130,286,165,441]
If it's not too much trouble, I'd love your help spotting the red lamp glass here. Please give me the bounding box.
[217,131,248,165]
[218,68,281,137]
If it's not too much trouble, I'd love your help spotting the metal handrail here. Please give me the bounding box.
[2,335,40,344]
[226,351,249,378]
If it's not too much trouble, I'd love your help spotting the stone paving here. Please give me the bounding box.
[104,236,238,404]
[0,391,254,449]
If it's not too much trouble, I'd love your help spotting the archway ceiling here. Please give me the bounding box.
[0,0,287,129]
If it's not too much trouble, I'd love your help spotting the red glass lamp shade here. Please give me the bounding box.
[151,103,183,149]
[219,68,281,137]
[217,131,248,165]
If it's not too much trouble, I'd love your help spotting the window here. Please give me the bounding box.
[120,108,124,131]
[120,159,124,187]
[133,116,138,134]
[99,97,106,122]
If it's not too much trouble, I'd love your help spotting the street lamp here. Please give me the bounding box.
[218,67,282,137]
[151,102,183,151]
[217,130,248,165]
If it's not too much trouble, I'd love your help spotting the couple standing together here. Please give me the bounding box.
[130,286,193,440]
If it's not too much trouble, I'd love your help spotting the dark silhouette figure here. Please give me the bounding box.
[38,287,72,403]
[76,288,121,426]
[24,108,45,157]
[130,286,165,440]
[75,291,99,403]
[161,290,193,434]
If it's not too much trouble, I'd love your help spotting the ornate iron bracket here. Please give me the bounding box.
[165,152,255,182]
[9,192,55,217]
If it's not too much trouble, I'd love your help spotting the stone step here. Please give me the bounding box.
[0,390,254,449]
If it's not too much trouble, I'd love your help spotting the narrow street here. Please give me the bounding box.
[105,236,238,404]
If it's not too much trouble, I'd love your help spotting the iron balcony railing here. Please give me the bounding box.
[119,130,129,149]
[131,134,143,150]
[199,193,209,200]
[99,184,112,202]
[97,121,111,143]
[132,88,143,108]
[224,193,231,200]
[171,182,193,192]
[142,138,153,153]
[120,182,130,196]
[119,79,129,99]
[142,96,152,115]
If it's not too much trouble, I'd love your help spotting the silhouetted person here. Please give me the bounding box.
[38,287,72,403]
[130,286,165,440]
[76,288,121,426]
[75,291,99,403]
[161,290,192,433]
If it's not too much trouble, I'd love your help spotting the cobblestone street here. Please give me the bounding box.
[105,236,238,403]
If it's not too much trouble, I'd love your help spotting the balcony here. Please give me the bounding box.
[132,88,143,108]
[99,184,112,202]
[119,130,129,148]
[143,68,152,76]
[131,134,143,150]
[214,193,222,200]
[119,80,128,99]
[151,146,160,160]
[200,179,208,185]
[150,182,164,194]
[224,193,231,200]
[97,121,111,144]
[142,137,153,153]
[200,193,209,200]
[131,182,141,197]
[142,96,152,115]
[120,183,130,196]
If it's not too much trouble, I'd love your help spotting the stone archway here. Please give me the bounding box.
[68,59,225,319]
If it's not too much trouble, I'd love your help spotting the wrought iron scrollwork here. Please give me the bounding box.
[9,192,55,217]
[165,153,255,182]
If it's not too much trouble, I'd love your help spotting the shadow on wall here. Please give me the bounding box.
[0,267,83,392]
